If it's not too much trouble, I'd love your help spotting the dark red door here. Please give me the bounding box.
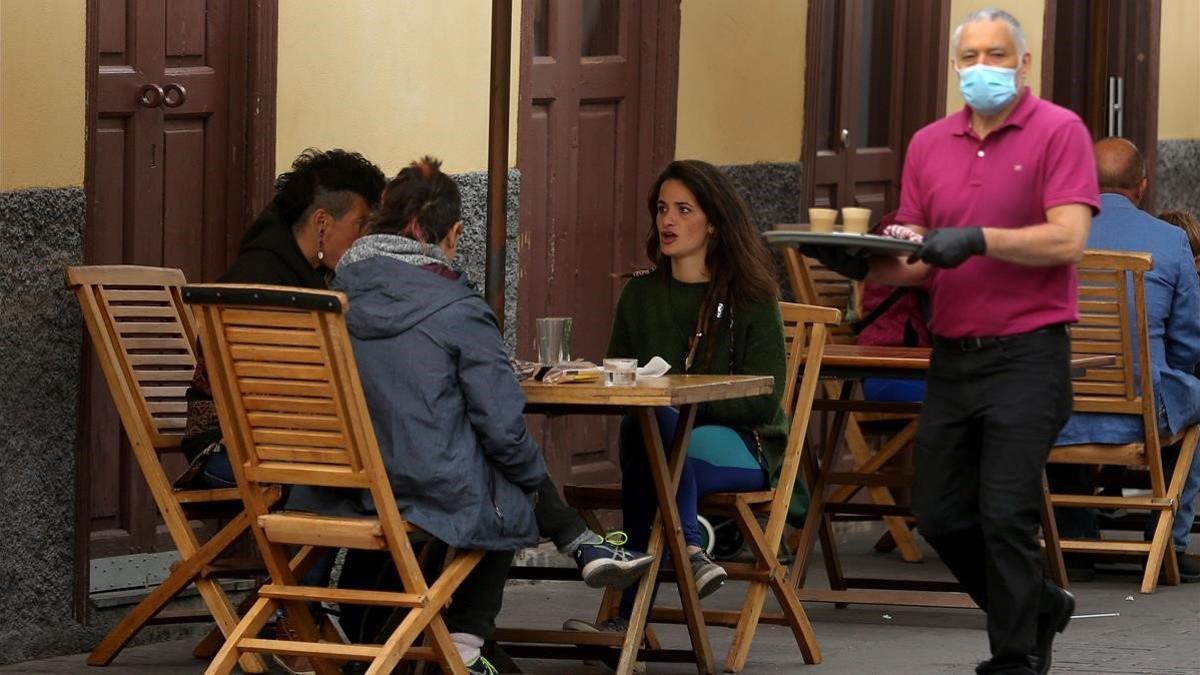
[803,0,950,222]
[516,0,679,485]
[83,0,256,562]
[1043,0,1161,206]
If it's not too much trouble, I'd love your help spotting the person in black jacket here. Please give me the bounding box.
[181,148,386,485]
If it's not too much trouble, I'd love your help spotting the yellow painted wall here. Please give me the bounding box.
[945,0,1044,116]
[276,1,521,176]
[0,0,87,190]
[675,0,807,164]
[1158,0,1200,139]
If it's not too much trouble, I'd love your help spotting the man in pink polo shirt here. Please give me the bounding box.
[805,8,1099,675]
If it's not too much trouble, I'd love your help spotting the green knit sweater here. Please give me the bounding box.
[606,268,790,479]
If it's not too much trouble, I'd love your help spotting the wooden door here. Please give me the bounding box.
[1043,0,1161,207]
[81,0,273,564]
[516,0,679,486]
[802,0,949,222]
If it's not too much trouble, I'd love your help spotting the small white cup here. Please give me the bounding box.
[841,207,872,235]
[603,358,638,386]
[808,208,838,233]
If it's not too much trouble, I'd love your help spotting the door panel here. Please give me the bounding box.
[1043,0,1161,207]
[803,1,949,221]
[517,0,678,486]
[83,0,247,561]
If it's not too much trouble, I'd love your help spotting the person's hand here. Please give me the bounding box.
[906,227,986,268]
[799,244,870,281]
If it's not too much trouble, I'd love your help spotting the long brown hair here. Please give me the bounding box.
[644,160,778,367]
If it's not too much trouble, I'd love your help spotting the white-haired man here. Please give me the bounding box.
[804,8,1099,674]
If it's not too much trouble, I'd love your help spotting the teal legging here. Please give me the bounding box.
[618,407,768,617]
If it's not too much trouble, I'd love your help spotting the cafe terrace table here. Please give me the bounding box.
[791,344,1115,609]
[493,374,785,675]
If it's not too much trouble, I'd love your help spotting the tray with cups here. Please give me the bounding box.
[765,206,922,256]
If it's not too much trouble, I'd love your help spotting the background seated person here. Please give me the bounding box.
[292,157,651,672]
[1158,209,1200,276]
[855,210,931,403]
[1049,138,1200,582]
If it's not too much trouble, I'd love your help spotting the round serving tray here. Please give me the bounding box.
[763,230,921,255]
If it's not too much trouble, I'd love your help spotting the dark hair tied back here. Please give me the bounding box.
[371,155,463,245]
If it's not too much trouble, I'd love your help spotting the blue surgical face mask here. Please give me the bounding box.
[957,64,1019,115]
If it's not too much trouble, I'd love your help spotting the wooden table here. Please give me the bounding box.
[790,344,1115,609]
[496,375,778,675]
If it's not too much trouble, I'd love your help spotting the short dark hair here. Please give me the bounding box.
[370,156,462,244]
[273,148,386,228]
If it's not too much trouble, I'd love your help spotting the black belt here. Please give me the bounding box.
[933,323,1067,352]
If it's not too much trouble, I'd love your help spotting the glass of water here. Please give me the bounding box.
[603,358,638,386]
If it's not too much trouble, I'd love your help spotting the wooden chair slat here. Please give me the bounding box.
[142,385,190,399]
[120,337,192,351]
[238,378,333,398]
[246,411,343,432]
[251,428,346,449]
[234,362,330,381]
[1076,313,1122,327]
[256,446,351,465]
[133,369,195,383]
[101,289,175,303]
[127,353,195,366]
[230,344,325,364]
[108,304,184,319]
[112,321,191,335]
[257,513,387,550]
[242,395,337,415]
[1072,382,1127,396]
[147,401,188,414]
[221,308,315,329]
[224,326,322,347]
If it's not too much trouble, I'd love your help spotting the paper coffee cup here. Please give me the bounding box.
[841,207,871,235]
[808,208,838,233]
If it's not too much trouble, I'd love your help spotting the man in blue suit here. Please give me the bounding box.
[1051,137,1200,582]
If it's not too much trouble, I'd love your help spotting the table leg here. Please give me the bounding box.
[617,404,715,675]
[790,380,854,588]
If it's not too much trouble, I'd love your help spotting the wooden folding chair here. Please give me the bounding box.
[66,265,270,673]
[688,301,838,671]
[184,284,484,675]
[565,302,837,671]
[1045,250,1200,593]
[781,248,923,562]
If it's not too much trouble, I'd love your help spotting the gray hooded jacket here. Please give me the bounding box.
[286,235,546,550]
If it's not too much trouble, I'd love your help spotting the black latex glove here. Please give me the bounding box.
[799,244,870,281]
[906,227,986,268]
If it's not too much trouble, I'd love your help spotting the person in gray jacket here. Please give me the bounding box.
[298,157,649,674]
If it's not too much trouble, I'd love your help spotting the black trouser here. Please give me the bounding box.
[532,475,590,551]
[339,543,514,641]
[912,326,1073,674]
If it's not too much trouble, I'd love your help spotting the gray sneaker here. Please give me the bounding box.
[562,617,644,673]
[689,549,727,598]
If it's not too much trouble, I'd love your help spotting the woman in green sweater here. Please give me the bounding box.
[604,160,790,622]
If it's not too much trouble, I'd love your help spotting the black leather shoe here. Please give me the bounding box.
[1033,586,1075,675]
[1178,551,1200,582]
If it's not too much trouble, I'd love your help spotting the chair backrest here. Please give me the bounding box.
[781,248,856,344]
[768,302,840,540]
[1070,250,1156,442]
[66,265,197,451]
[183,284,403,516]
